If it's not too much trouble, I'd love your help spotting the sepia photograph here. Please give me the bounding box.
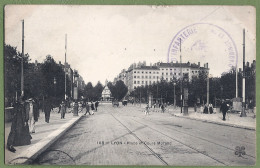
[4,5,256,166]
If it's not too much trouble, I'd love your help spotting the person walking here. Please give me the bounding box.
[25,98,39,133]
[7,98,32,152]
[220,100,229,121]
[161,103,165,113]
[194,103,197,112]
[60,100,66,119]
[203,104,209,114]
[95,101,99,112]
[44,97,52,123]
[90,101,95,115]
[209,103,214,114]
[84,102,92,115]
[145,103,150,115]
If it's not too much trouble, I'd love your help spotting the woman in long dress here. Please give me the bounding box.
[7,99,32,152]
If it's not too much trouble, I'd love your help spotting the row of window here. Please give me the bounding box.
[134,81,155,85]
[133,78,173,84]
[133,69,198,74]
[134,76,159,79]
[134,71,159,74]
[133,72,193,78]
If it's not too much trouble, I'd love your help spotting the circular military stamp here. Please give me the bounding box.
[167,23,238,75]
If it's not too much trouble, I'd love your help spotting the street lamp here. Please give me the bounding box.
[220,85,223,100]
[54,77,57,97]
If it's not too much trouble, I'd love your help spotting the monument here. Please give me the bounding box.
[101,80,112,101]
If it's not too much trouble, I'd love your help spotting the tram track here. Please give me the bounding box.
[110,113,169,166]
[130,115,256,159]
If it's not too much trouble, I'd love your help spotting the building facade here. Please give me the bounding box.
[114,61,209,92]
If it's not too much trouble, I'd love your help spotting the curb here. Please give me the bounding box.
[10,114,84,164]
[171,113,255,131]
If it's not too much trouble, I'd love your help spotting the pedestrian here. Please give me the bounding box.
[25,98,39,133]
[44,97,52,123]
[95,101,99,112]
[91,101,95,114]
[145,103,150,115]
[60,100,66,119]
[200,105,203,113]
[203,104,208,114]
[84,102,92,115]
[209,103,213,114]
[7,97,32,153]
[220,100,229,121]
[161,104,165,113]
[194,103,197,112]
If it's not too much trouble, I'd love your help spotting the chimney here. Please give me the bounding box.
[35,60,38,66]
[246,62,249,67]
[198,62,200,67]
[206,63,208,68]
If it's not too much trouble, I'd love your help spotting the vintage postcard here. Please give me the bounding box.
[4,5,256,166]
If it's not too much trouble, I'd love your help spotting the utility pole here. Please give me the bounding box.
[173,82,176,108]
[241,29,247,117]
[65,34,67,100]
[207,71,209,106]
[236,62,238,98]
[21,20,24,97]
[140,89,141,107]
[180,38,183,113]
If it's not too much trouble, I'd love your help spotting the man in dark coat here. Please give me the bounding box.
[60,100,66,119]
[44,98,52,123]
[84,102,91,115]
[91,101,95,114]
[95,101,99,112]
[203,104,209,114]
[7,98,32,152]
[220,100,229,121]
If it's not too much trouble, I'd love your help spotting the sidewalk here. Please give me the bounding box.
[167,107,256,130]
[132,104,256,130]
[5,107,85,165]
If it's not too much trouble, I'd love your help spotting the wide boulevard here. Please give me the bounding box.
[34,103,256,166]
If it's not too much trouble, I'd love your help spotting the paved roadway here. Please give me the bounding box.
[34,104,256,166]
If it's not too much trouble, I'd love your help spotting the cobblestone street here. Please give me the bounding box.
[35,104,256,166]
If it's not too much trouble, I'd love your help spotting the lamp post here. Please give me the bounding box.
[54,77,57,97]
[241,29,247,117]
[21,20,25,97]
[220,85,223,100]
[173,82,176,109]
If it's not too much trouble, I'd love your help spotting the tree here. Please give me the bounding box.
[93,81,103,100]
[40,55,69,105]
[4,44,30,105]
[84,82,94,101]
[106,81,128,100]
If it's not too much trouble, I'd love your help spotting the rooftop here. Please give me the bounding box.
[134,66,160,70]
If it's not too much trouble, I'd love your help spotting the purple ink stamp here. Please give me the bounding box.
[167,23,238,75]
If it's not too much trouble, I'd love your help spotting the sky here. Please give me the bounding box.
[5,5,256,85]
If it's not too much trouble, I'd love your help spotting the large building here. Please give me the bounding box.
[114,61,209,92]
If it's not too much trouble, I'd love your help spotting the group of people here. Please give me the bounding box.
[84,101,99,115]
[194,100,230,121]
[143,102,169,115]
[7,96,53,153]
[153,102,169,113]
